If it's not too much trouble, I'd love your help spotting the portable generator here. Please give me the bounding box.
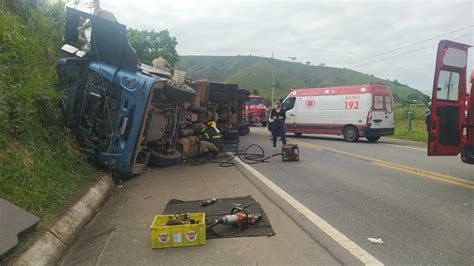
[281,144,299,161]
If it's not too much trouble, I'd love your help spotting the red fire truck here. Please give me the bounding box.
[245,95,269,126]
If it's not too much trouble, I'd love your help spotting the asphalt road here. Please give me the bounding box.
[240,128,473,265]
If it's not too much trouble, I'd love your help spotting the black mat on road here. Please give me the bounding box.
[163,195,275,239]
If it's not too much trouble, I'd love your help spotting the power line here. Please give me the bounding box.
[343,25,474,67]
[351,33,473,69]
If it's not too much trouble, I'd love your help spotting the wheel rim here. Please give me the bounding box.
[346,129,356,140]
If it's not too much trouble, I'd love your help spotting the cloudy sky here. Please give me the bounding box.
[93,0,472,95]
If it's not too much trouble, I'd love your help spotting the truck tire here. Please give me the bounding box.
[366,136,380,143]
[209,92,227,102]
[461,145,474,164]
[148,149,182,167]
[222,130,239,140]
[343,126,359,142]
[239,127,250,136]
[294,133,303,137]
[163,84,195,102]
[239,123,250,136]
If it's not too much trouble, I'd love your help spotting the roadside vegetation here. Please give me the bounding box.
[0,1,98,226]
[176,55,430,104]
[392,105,428,142]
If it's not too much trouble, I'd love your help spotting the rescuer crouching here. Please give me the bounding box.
[198,121,223,158]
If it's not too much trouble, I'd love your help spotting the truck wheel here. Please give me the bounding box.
[239,123,250,136]
[294,133,303,137]
[343,126,359,142]
[461,145,474,164]
[366,136,381,143]
[222,130,239,140]
[239,127,250,136]
[163,84,195,102]
[148,149,182,167]
[209,92,227,102]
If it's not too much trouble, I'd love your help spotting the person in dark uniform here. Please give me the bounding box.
[424,101,432,131]
[198,121,222,156]
[270,100,287,150]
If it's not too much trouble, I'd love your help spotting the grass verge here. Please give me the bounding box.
[392,105,428,142]
[0,1,99,229]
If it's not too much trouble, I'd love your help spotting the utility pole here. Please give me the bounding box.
[271,74,275,105]
[271,51,275,105]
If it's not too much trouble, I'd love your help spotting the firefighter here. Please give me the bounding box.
[198,121,222,156]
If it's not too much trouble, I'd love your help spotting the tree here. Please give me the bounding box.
[251,89,260,95]
[127,28,179,66]
[393,93,401,104]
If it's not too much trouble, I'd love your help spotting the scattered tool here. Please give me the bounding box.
[206,206,262,229]
[165,213,199,226]
[200,198,217,207]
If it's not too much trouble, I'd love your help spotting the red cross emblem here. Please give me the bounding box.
[305,97,315,109]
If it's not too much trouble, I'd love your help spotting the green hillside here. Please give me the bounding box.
[0,1,98,227]
[176,55,429,104]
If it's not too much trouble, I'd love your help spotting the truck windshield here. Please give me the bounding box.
[283,97,296,110]
[248,98,264,105]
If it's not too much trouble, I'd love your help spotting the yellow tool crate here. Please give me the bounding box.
[150,213,206,248]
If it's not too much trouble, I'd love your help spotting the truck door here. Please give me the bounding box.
[428,40,471,156]
[283,96,297,128]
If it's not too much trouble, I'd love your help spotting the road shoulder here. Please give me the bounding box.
[59,163,339,265]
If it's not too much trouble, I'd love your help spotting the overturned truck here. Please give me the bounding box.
[57,7,249,178]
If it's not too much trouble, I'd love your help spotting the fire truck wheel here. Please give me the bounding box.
[461,145,474,164]
[149,149,182,167]
[366,136,380,143]
[294,133,303,137]
[343,126,359,142]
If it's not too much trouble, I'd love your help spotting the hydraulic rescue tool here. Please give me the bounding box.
[206,206,262,229]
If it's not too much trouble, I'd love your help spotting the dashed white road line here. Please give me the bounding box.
[385,143,426,151]
[235,157,383,266]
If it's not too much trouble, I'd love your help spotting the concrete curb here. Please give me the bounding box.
[13,175,113,266]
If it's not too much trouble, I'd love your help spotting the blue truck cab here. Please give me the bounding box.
[57,7,194,177]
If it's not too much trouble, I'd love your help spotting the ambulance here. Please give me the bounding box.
[282,83,394,142]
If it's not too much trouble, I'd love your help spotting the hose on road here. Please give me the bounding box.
[187,144,282,167]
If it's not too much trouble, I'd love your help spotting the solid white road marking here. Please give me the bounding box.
[385,144,426,151]
[235,157,383,266]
